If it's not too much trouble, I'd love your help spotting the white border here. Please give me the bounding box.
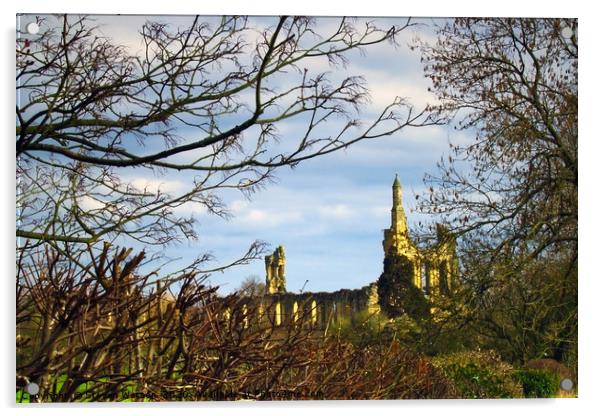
[3,1,599,416]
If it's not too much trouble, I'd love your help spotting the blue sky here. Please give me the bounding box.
[175,124,459,294]
[21,15,468,294]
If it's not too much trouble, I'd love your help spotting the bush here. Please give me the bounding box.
[328,310,391,347]
[525,358,573,383]
[431,350,523,399]
[286,339,458,400]
[516,369,559,398]
[377,255,431,321]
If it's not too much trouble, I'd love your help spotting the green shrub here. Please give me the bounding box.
[431,350,523,399]
[328,309,391,347]
[516,369,559,398]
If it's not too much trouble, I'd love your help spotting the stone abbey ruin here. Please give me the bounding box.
[258,175,459,328]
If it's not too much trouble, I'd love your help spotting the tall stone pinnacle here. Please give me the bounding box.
[391,174,407,234]
[392,174,402,207]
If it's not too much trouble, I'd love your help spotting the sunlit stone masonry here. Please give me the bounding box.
[259,175,459,329]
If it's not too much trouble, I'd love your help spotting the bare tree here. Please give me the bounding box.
[418,17,577,261]
[17,15,437,251]
[238,275,266,296]
[416,18,577,364]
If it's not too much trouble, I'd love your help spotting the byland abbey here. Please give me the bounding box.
[259,175,459,328]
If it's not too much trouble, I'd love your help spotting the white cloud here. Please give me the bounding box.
[318,203,355,219]
[331,124,449,168]
[351,64,438,112]
[128,177,185,194]
[94,15,204,57]
[368,77,437,111]
[78,195,106,211]
[238,208,303,228]
[369,205,390,218]
[172,201,207,216]
[229,199,250,214]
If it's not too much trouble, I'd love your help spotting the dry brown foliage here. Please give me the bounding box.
[17,244,455,402]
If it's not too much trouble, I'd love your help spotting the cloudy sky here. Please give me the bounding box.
[153,16,466,294]
[22,14,469,294]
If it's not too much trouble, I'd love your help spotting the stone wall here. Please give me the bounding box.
[234,283,378,330]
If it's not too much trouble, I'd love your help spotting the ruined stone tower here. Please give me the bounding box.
[381,175,458,296]
[257,176,459,328]
[265,245,287,294]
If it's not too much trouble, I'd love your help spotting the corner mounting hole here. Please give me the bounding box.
[26,382,40,395]
[26,22,40,35]
[560,378,574,391]
[561,27,573,38]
